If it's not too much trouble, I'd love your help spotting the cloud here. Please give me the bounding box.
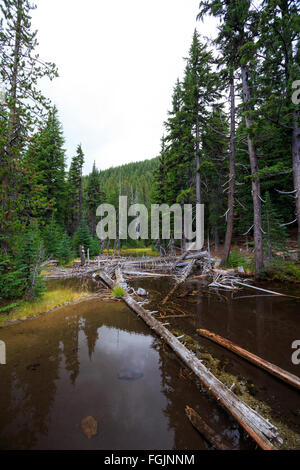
[32,0,217,174]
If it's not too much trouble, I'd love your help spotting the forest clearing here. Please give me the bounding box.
[0,0,299,456]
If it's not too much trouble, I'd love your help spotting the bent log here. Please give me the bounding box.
[162,259,196,305]
[197,329,300,391]
[98,271,282,450]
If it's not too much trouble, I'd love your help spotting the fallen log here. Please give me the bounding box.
[122,270,173,278]
[98,271,282,450]
[172,251,208,270]
[185,406,232,450]
[197,329,300,391]
[162,259,196,306]
[154,314,194,320]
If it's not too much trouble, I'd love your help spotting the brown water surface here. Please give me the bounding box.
[0,293,251,450]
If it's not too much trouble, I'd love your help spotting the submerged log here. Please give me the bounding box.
[197,329,300,391]
[162,259,196,306]
[185,406,232,450]
[98,271,282,450]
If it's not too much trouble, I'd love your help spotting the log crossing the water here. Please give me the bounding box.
[98,270,282,450]
[197,329,300,391]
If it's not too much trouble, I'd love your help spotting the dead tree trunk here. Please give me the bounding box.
[221,78,236,266]
[197,329,300,390]
[292,107,300,252]
[241,65,264,275]
[162,259,196,305]
[79,245,85,266]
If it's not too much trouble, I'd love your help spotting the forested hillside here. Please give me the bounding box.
[0,0,299,307]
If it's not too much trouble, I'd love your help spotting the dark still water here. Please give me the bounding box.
[0,298,251,450]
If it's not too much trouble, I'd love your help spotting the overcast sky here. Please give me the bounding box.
[32,0,217,175]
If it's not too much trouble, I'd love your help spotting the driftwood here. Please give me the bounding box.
[197,329,300,391]
[98,270,282,450]
[185,406,232,450]
[162,259,196,306]
[172,251,208,270]
[122,270,173,278]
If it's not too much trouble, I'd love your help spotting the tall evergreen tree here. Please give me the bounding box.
[68,144,85,233]
[25,107,67,224]
[0,0,57,253]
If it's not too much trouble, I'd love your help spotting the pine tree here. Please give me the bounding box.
[68,144,85,233]
[15,221,45,299]
[75,218,91,253]
[0,0,57,253]
[262,192,288,262]
[56,232,74,265]
[198,0,265,274]
[43,216,63,258]
[25,107,67,224]
[86,161,104,236]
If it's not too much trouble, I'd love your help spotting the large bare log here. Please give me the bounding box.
[98,271,282,450]
[162,260,196,305]
[197,329,300,391]
[185,406,232,450]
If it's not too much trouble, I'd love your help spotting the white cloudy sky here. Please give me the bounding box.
[32,0,217,174]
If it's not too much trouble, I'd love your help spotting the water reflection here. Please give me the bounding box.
[0,298,249,450]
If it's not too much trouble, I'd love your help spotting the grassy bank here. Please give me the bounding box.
[0,288,90,327]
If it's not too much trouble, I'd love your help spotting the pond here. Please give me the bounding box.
[131,276,300,448]
[0,290,253,450]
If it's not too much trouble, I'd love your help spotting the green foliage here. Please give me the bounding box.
[262,192,288,261]
[261,259,300,283]
[226,246,253,271]
[43,216,63,258]
[56,232,74,265]
[89,238,101,257]
[112,285,125,298]
[75,219,91,252]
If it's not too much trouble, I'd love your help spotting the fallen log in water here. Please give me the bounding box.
[172,251,208,270]
[98,270,282,450]
[161,260,196,306]
[185,406,232,450]
[122,270,173,278]
[197,329,300,391]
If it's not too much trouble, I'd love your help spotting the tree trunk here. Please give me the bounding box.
[221,78,236,266]
[197,329,300,391]
[292,108,300,252]
[195,113,201,205]
[241,65,264,274]
[79,245,85,266]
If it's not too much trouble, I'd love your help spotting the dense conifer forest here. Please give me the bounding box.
[0,0,299,306]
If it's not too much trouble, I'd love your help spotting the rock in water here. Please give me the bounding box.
[137,288,147,296]
[117,368,144,381]
[81,416,98,439]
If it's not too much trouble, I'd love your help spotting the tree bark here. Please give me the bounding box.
[241,65,264,274]
[221,78,236,266]
[292,108,300,251]
[197,329,300,391]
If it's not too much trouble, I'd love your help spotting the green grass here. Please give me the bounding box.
[0,288,89,326]
[226,246,254,272]
[103,247,159,257]
[112,285,126,298]
[261,259,300,283]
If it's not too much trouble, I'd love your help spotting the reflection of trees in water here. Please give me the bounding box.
[0,306,101,449]
[0,301,151,449]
